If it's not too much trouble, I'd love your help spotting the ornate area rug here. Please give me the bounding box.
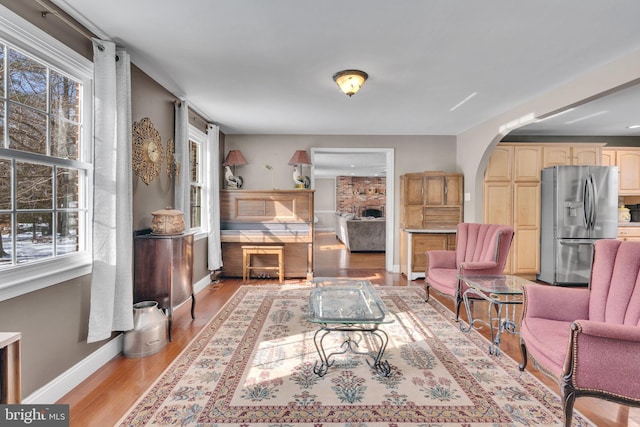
[119,285,594,426]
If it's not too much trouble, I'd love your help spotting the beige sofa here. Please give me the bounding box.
[334,213,386,252]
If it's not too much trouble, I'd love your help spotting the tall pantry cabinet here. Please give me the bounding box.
[483,144,540,276]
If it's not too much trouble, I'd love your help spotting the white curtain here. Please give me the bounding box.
[207,124,223,270]
[174,101,191,229]
[87,40,134,343]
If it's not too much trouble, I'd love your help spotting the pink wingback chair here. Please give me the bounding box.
[425,223,514,320]
[519,239,640,427]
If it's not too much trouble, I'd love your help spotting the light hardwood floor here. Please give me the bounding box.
[59,231,638,426]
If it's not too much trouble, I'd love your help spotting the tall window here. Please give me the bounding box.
[0,8,93,299]
[188,126,207,233]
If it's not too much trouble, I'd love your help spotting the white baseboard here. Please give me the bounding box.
[23,274,214,404]
[193,275,211,294]
[24,334,123,404]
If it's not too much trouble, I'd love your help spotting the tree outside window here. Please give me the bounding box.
[0,43,87,269]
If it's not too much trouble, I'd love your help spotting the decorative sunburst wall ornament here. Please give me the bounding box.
[166,138,178,178]
[132,117,164,185]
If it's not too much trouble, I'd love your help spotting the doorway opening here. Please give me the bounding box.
[310,147,394,272]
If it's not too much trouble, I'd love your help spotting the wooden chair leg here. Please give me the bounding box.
[242,250,248,281]
[518,338,528,371]
[561,382,577,427]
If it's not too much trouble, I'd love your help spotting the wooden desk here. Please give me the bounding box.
[0,332,21,404]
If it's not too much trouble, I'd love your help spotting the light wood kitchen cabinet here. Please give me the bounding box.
[400,230,456,280]
[514,145,543,180]
[601,149,615,166]
[602,148,640,195]
[424,174,463,206]
[616,150,640,195]
[400,172,463,229]
[512,182,540,273]
[484,145,512,181]
[483,180,514,272]
[484,143,541,276]
[617,150,640,195]
[573,145,602,165]
[542,143,603,168]
[618,226,640,242]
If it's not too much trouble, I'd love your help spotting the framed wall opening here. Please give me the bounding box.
[310,147,394,272]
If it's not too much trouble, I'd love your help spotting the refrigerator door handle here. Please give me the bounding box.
[589,174,598,230]
[583,177,591,230]
[559,241,594,246]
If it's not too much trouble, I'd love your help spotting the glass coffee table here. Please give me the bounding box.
[457,274,532,356]
[308,278,394,377]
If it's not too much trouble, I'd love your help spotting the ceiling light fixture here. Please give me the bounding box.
[627,125,640,129]
[333,70,368,97]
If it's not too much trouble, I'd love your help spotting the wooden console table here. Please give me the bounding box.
[0,332,21,404]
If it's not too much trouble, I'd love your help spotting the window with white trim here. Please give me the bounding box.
[0,6,93,300]
[188,125,208,235]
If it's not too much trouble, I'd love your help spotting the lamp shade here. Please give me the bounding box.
[333,70,368,97]
[222,150,248,166]
[288,150,311,165]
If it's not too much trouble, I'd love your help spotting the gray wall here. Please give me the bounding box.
[224,134,458,266]
[0,2,210,398]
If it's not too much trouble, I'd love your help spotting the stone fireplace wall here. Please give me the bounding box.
[336,176,386,216]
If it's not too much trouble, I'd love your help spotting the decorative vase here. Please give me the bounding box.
[618,206,631,223]
[150,208,185,235]
[123,301,168,358]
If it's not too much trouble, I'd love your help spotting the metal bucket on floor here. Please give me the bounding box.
[123,301,168,358]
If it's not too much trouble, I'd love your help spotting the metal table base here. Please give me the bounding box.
[312,324,391,377]
[459,289,521,355]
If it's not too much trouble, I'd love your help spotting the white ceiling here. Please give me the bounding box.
[312,150,388,179]
[52,0,640,138]
[510,83,640,137]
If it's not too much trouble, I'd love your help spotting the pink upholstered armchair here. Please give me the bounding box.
[424,222,514,320]
[519,239,640,427]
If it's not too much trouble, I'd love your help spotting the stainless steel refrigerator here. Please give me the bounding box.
[538,165,618,285]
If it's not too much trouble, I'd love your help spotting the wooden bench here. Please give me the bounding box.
[242,245,284,282]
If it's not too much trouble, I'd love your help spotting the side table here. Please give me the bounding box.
[457,275,531,355]
[0,332,21,404]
